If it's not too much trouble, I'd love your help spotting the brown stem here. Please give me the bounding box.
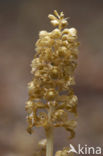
[46,127,53,156]
[45,104,54,156]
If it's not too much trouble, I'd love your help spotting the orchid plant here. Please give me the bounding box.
[25,10,79,156]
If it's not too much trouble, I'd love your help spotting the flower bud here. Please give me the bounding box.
[51,28,61,38]
[69,28,77,37]
[58,46,67,57]
[62,34,68,41]
[61,19,68,27]
[48,14,57,20]
[39,30,48,38]
[51,20,59,26]
[62,28,70,34]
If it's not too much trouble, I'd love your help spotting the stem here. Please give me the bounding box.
[46,127,53,156]
[45,104,54,156]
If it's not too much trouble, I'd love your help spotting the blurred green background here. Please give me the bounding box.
[0,0,103,156]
